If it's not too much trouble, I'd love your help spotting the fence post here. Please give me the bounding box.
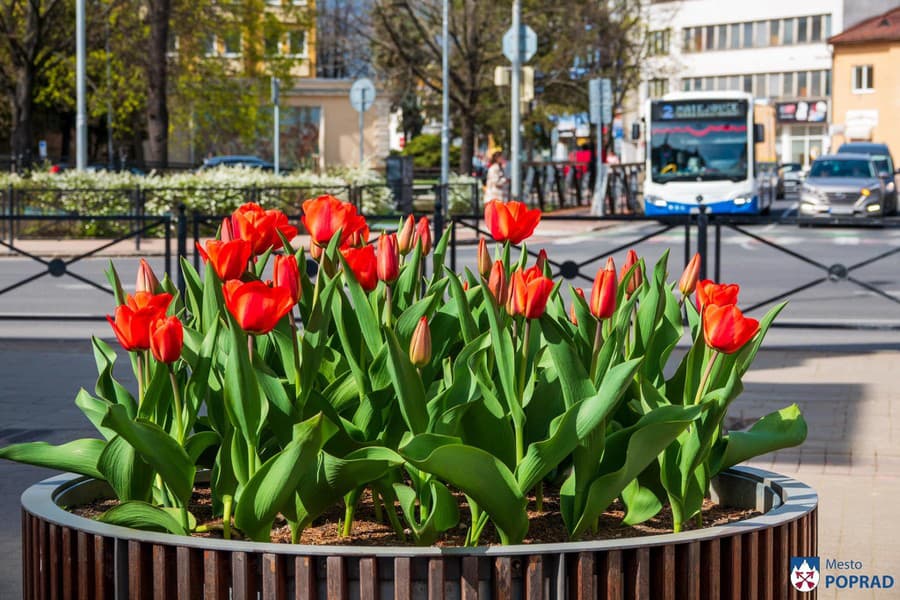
[133,187,142,252]
[696,196,708,281]
[5,184,12,245]
[433,183,445,244]
[176,204,187,298]
[192,212,201,273]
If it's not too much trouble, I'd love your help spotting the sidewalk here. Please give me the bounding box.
[0,342,898,598]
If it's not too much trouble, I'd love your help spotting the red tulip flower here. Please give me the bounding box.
[397,215,416,256]
[301,195,368,252]
[619,249,643,296]
[273,254,302,304]
[506,266,554,319]
[571,287,585,325]
[679,253,701,297]
[377,233,400,283]
[590,262,617,320]
[477,237,491,278]
[484,200,541,244]
[197,239,252,281]
[414,217,432,255]
[696,279,740,308]
[409,316,432,368]
[223,280,294,335]
[231,203,298,255]
[150,316,184,364]
[107,292,173,351]
[342,245,378,292]
[220,216,235,242]
[702,303,759,354]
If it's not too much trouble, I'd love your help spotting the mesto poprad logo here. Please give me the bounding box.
[791,556,895,592]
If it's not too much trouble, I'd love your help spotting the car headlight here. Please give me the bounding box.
[800,185,822,200]
[887,181,895,193]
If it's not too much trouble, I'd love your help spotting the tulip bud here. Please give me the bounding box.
[377,233,400,283]
[590,262,617,320]
[409,316,432,367]
[135,258,160,294]
[273,254,302,304]
[536,249,548,274]
[487,260,508,305]
[477,237,491,278]
[571,287,585,325]
[220,217,234,242]
[150,316,184,364]
[506,270,526,317]
[619,249,643,297]
[415,217,432,255]
[397,215,416,255]
[679,253,701,297]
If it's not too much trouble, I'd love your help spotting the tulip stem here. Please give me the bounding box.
[168,368,185,445]
[136,353,144,409]
[341,488,361,537]
[515,319,532,465]
[589,318,604,381]
[693,351,720,405]
[222,495,233,540]
[288,313,302,404]
[384,285,394,325]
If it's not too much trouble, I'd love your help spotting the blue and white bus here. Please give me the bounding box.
[642,91,775,216]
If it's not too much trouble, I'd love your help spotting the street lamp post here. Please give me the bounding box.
[272,77,280,175]
[75,0,87,170]
[510,0,521,200]
[439,0,450,230]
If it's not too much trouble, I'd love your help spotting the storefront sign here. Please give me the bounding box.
[776,100,828,123]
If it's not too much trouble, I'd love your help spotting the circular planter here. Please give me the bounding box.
[21,466,816,599]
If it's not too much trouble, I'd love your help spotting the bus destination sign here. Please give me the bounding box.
[653,100,747,121]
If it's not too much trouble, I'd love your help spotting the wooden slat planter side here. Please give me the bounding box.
[20,488,818,600]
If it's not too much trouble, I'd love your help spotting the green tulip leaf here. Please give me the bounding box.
[621,476,664,526]
[91,337,136,417]
[712,404,808,475]
[223,318,267,446]
[444,266,478,344]
[97,501,188,536]
[400,434,528,544]
[393,479,459,546]
[97,435,153,502]
[383,328,428,435]
[0,438,105,480]
[74,389,116,440]
[234,413,335,541]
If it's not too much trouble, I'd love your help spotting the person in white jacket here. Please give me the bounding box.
[484,150,509,203]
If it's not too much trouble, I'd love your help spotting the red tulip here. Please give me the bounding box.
[506,266,554,319]
[414,217,432,255]
[702,303,759,354]
[590,261,618,319]
[196,239,252,281]
[487,260,508,305]
[135,259,160,294]
[106,292,173,351]
[477,237,491,278]
[536,249,548,274]
[301,195,368,252]
[484,200,541,244]
[377,233,400,283]
[619,250,643,296]
[696,279,740,308]
[342,245,378,292]
[409,316,432,367]
[679,253,701,296]
[571,287,585,325]
[397,215,416,256]
[231,203,298,255]
[220,217,235,242]
[273,254,302,304]
[150,316,184,364]
[223,280,294,335]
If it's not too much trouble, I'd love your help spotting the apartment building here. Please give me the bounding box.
[626,0,898,166]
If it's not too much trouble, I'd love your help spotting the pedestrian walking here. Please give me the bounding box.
[484,150,509,203]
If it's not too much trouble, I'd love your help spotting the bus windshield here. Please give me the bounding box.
[650,120,749,183]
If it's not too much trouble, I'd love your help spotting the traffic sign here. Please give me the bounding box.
[350,78,376,113]
[503,25,537,63]
[589,78,613,124]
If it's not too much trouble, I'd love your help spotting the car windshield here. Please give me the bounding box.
[780,164,802,173]
[808,159,874,179]
[870,155,892,175]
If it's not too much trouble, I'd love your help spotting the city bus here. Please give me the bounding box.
[642,91,775,215]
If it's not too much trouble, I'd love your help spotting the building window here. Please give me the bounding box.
[811,70,821,96]
[811,15,823,41]
[717,24,727,49]
[204,35,216,57]
[797,17,808,43]
[743,22,753,48]
[825,15,832,37]
[683,27,702,53]
[782,72,794,97]
[782,18,794,45]
[768,73,781,97]
[288,30,307,56]
[824,69,831,95]
[743,75,753,93]
[222,31,242,57]
[730,23,741,48]
[853,65,874,92]
[649,29,670,56]
[754,74,766,97]
[264,28,280,56]
[705,25,715,50]
[770,20,780,45]
[754,21,767,47]
[692,77,702,91]
[797,71,808,96]
[648,78,668,98]
[682,79,690,91]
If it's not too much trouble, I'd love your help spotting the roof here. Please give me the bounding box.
[828,6,900,45]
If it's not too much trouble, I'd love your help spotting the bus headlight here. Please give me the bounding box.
[733,196,750,205]
[646,195,667,207]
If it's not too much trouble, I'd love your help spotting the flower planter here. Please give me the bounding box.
[21,465,816,599]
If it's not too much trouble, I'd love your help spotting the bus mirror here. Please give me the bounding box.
[631,122,641,141]
[753,124,765,143]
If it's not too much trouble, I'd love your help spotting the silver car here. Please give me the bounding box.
[799,154,887,217]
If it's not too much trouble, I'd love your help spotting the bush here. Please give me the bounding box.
[400,134,461,170]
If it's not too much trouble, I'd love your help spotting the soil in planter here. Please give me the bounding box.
[72,484,759,547]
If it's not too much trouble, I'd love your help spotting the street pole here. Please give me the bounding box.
[272,77,280,175]
[75,0,87,170]
[105,17,114,169]
[359,88,366,167]
[440,0,450,202]
[510,0,521,200]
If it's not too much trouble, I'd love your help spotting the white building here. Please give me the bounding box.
[626,0,898,167]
